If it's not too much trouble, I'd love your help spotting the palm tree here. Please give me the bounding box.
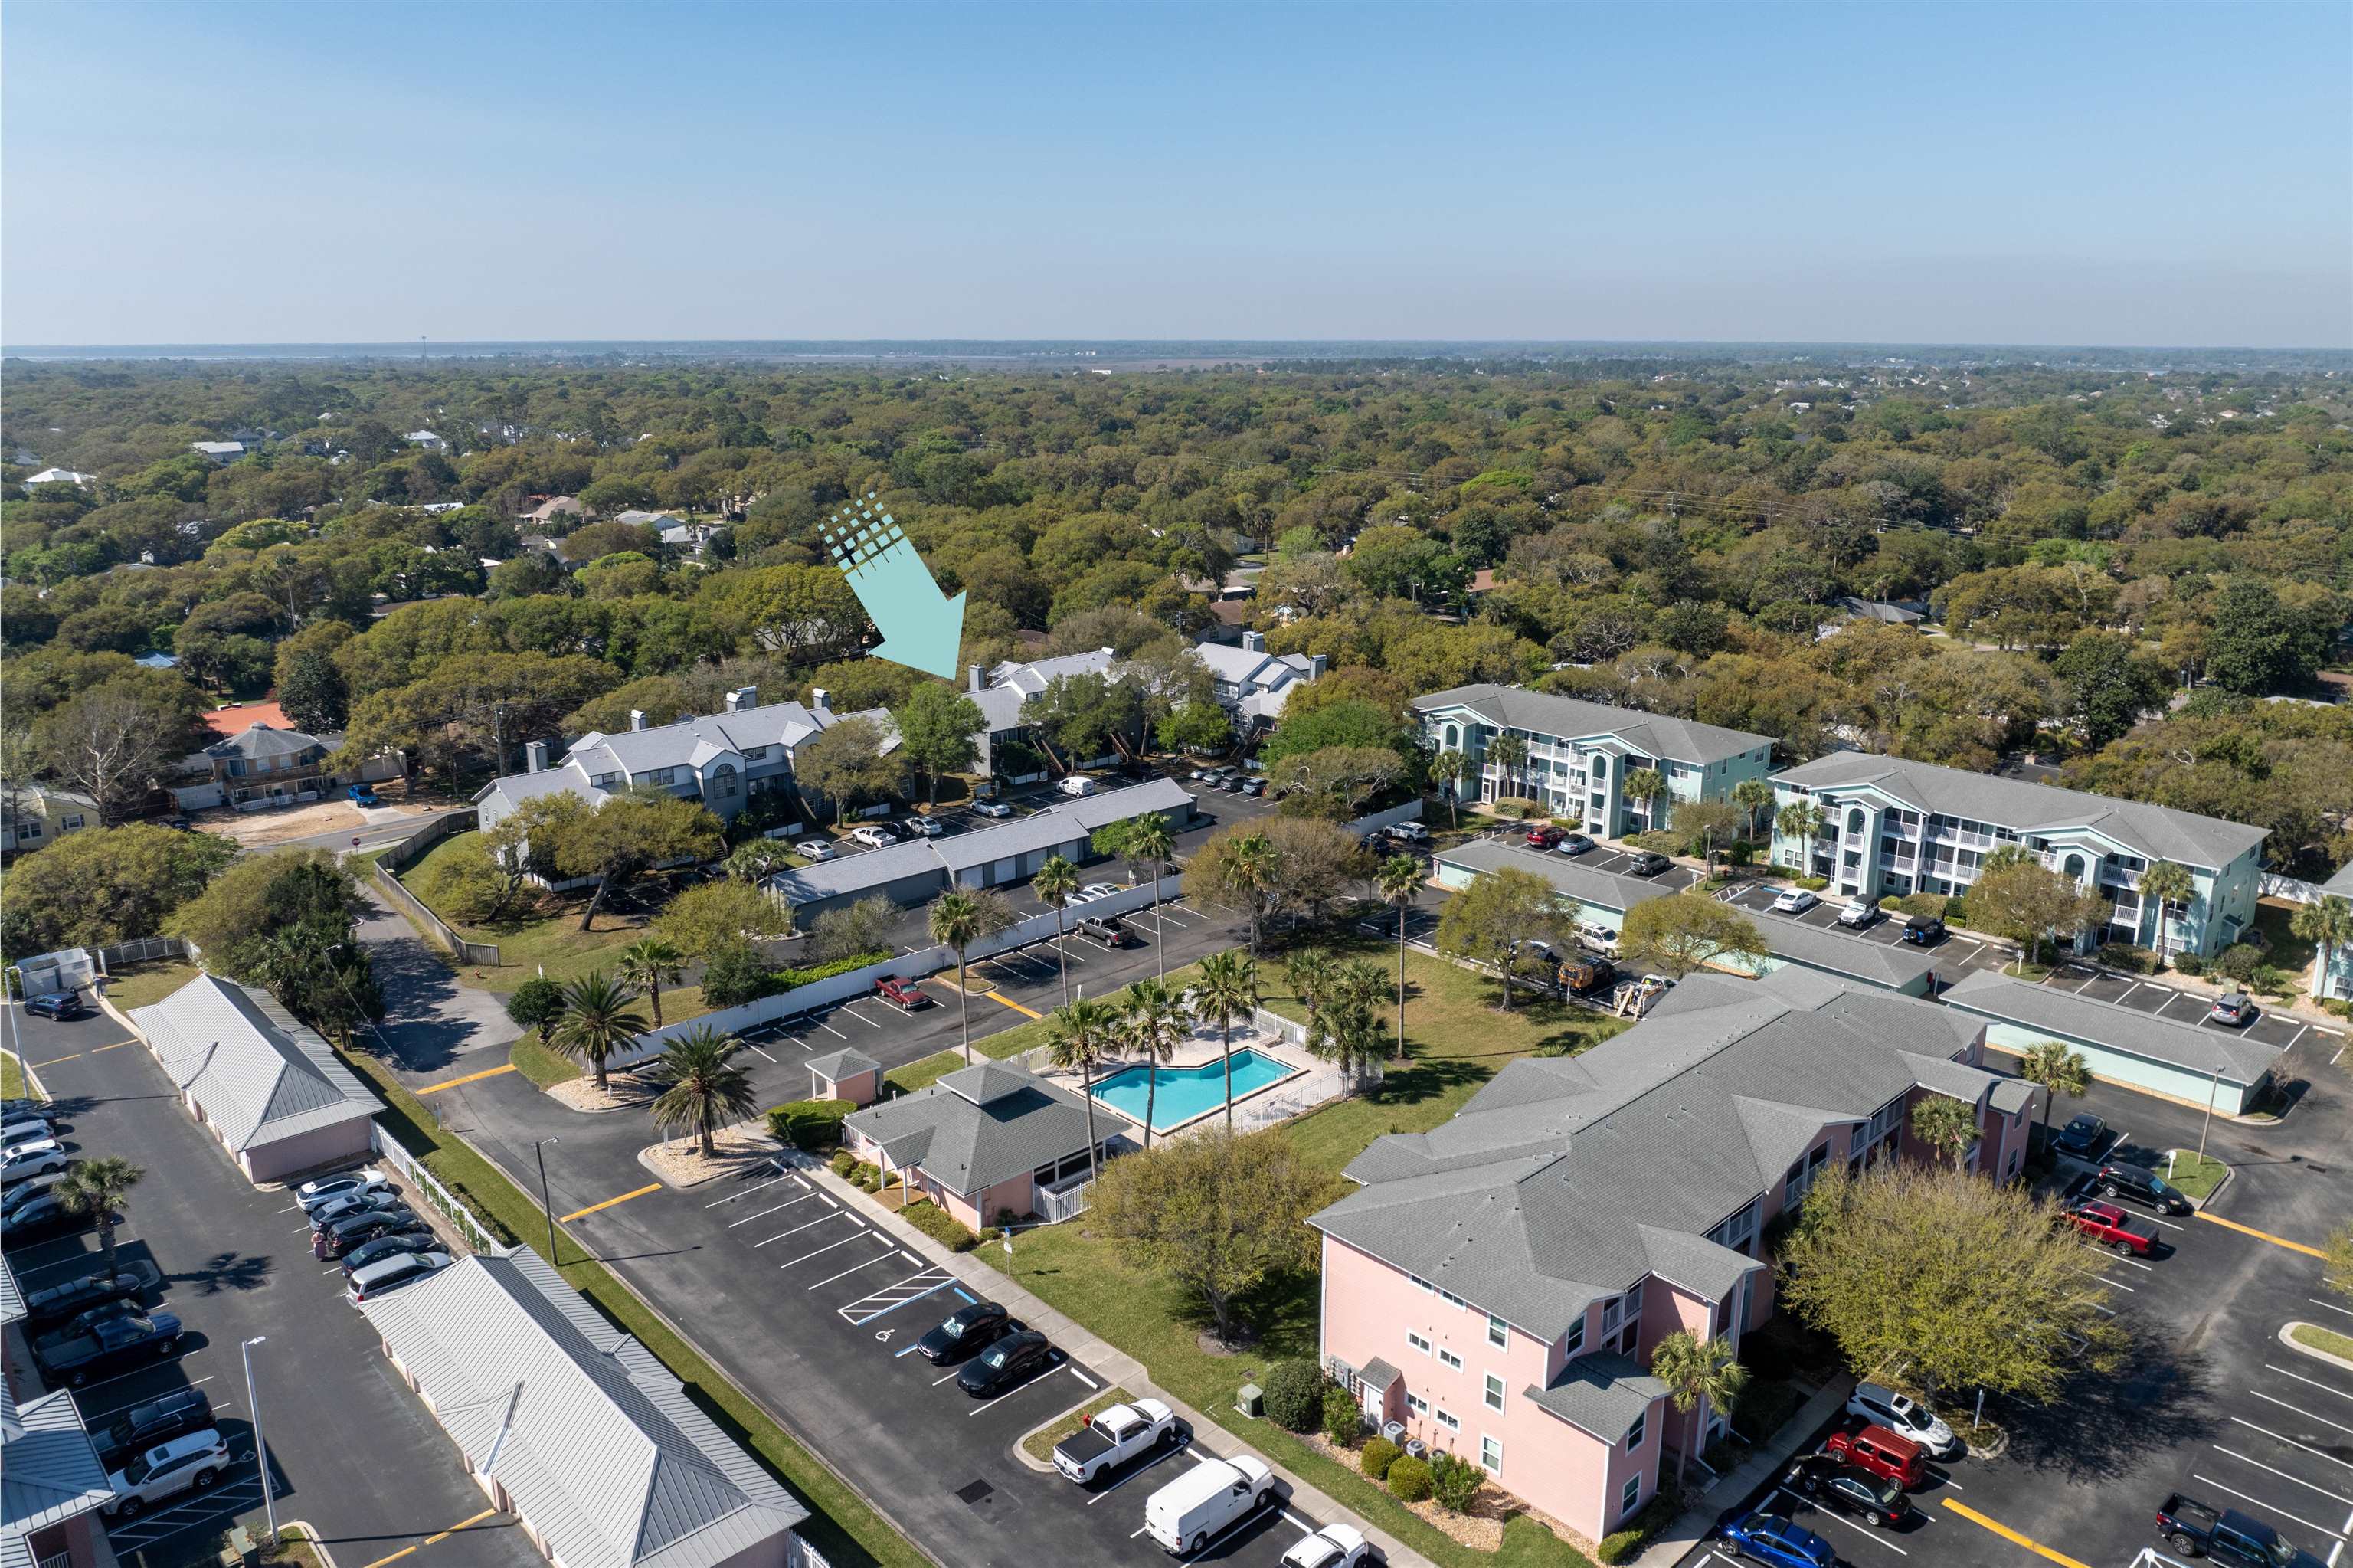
[1045,997,1121,1181]
[1033,854,1082,1008]
[1910,1095,1980,1167]
[1284,950,1336,1034]
[551,969,650,1092]
[1487,735,1529,802]
[1229,830,1278,956]
[2019,1039,2091,1145]
[1650,1331,1750,1490]
[1306,963,1390,1096]
[928,888,1016,1065]
[1731,777,1776,846]
[1432,748,1468,827]
[57,1157,142,1284]
[1622,767,1667,833]
[617,938,686,1028]
[2137,860,2198,959]
[646,1025,757,1157]
[722,839,794,883]
[1775,801,1825,872]
[1119,978,1188,1147]
[1189,951,1260,1129]
[2290,893,2353,1000]
[1376,853,1422,1065]
[1126,813,1177,980]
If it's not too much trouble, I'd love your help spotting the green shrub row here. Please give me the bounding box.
[768,1098,854,1151]
[900,1199,997,1252]
[1595,1483,1684,1564]
[776,951,893,990]
[1385,1454,1432,1503]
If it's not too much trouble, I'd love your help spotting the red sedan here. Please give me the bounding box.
[2063,1200,2155,1256]
[1525,825,1565,849]
[874,977,934,1010]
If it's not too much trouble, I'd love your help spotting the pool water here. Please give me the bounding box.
[1089,1049,1296,1131]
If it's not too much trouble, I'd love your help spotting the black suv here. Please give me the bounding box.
[1902,914,1946,945]
[100,1388,214,1468]
[314,1206,425,1260]
[2087,1162,2191,1215]
[1626,851,1672,877]
[2052,1115,2108,1159]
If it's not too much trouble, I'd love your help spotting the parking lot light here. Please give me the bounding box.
[242,1334,277,1543]
[534,1138,561,1265]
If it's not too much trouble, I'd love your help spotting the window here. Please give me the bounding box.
[643,766,678,787]
[1438,1286,1468,1310]
[742,745,769,761]
[1406,1393,1428,1418]
[1561,1317,1585,1357]
[1407,1330,1432,1355]
[1434,1407,1461,1432]
[1438,1348,1464,1372]
[18,820,39,840]
[1484,1373,1504,1412]
[60,815,83,831]
[1409,1275,1434,1294]
[1487,1313,1508,1348]
[592,772,623,788]
[1626,1410,1646,1451]
[1480,1435,1503,1474]
[1620,1475,1642,1521]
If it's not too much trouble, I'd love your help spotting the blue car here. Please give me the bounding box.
[346,784,381,807]
[1718,1510,1836,1568]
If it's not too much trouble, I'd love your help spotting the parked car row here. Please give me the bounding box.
[296,1167,455,1301]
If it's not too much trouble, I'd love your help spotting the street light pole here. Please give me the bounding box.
[534,1138,560,1265]
[242,1336,277,1543]
[2195,1062,2224,1167]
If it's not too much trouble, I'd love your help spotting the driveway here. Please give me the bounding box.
[353,886,519,1075]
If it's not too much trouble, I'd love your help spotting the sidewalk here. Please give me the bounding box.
[794,1149,1442,1568]
[1643,1374,1855,1561]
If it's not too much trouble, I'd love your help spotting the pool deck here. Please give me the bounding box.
[1024,1025,1347,1141]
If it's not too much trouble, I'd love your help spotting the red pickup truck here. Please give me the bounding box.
[2064,1200,2155,1256]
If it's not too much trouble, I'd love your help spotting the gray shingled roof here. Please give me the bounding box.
[1435,838,1677,917]
[988,648,1118,698]
[361,1251,806,1568]
[1747,913,1939,990]
[204,722,326,762]
[843,1062,1094,1196]
[1771,751,2268,870]
[1314,969,1991,1341]
[131,974,380,1154]
[1523,1352,1669,1442]
[1357,1357,1402,1393]
[1940,969,2283,1083]
[1412,684,1772,766]
[2,1390,113,1562]
[807,1049,881,1083]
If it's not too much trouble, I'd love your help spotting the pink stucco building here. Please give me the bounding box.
[1310,966,2038,1543]
[842,1060,1106,1232]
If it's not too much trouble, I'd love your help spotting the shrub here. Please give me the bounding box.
[1892,891,1949,918]
[1595,1530,1642,1565]
[700,941,776,1008]
[1942,895,1970,928]
[2253,964,2289,995]
[2171,951,2205,977]
[828,1149,856,1177]
[1491,796,1541,820]
[2214,943,2264,983]
[1626,829,1685,855]
[1428,1452,1484,1513]
[1359,1436,1400,1480]
[1795,875,1830,892]
[774,951,892,990]
[1320,1387,1363,1447]
[1595,1484,1684,1563]
[2099,944,2160,975]
[767,1099,853,1151]
[1262,1359,1326,1433]
[505,977,565,1036]
[900,1200,980,1252]
[2323,997,2353,1018]
[1385,1455,1433,1503]
[1730,1377,1806,1442]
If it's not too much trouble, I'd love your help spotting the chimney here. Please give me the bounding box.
[1310,653,1328,679]
[629,709,648,732]
[725,684,758,713]
[525,739,549,774]
[1242,630,1265,653]
[969,665,984,693]
[811,687,831,713]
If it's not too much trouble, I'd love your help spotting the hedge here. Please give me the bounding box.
[2098,943,2162,976]
[899,1199,982,1252]
[1359,1436,1399,1480]
[1595,1484,1683,1563]
[768,1099,854,1151]
[775,951,892,990]
[1386,1455,1432,1503]
[1262,1359,1325,1432]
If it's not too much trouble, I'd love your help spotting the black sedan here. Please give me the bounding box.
[340,1230,444,1279]
[1785,1455,1915,1527]
[956,1327,1055,1397]
[21,1260,165,1331]
[315,1207,424,1260]
[309,1189,404,1230]
[2052,1115,2108,1159]
[34,1310,182,1387]
[1,1191,108,1249]
[915,1301,1010,1363]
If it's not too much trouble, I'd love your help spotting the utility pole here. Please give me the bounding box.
[2195,1062,2224,1167]
[242,1336,277,1543]
[534,1138,561,1265]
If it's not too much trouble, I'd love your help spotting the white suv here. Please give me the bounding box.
[106,1428,228,1517]
[1,1138,68,1186]
[1847,1381,1961,1458]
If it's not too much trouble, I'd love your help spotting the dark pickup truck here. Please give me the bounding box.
[21,1260,165,1331]
[2156,1493,2328,1568]
[34,1310,183,1388]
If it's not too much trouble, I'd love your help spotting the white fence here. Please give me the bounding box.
[94,936,192,971]
[1347,799,1426,838]
[2261,871,2328,905]
[369,1124,506,1256]
[1036,1174,1095,1223]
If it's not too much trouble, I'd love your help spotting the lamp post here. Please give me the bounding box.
[533,1138,561,1265]
[2195,1062,2224,1167]
[242,1335,277,1543]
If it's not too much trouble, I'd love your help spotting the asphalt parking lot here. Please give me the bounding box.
[2,1000,540,1568]
[1722,884,2007,977]
[2034,961,2335,1056]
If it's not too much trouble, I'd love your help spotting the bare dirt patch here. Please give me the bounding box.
[197,799,375,847]
[546,1071,658,1113]
[639,1119,776,1187]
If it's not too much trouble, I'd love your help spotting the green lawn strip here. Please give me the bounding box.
[338,1050,925,1568]
[2160,1151,2229,1201]
[1020,1386,1131,1462]
[398,833,659,994]
[100,960,202,1012]
[509,1033,581,1088]
[2291,1321,2353,1360]
[1,1051,38,1102]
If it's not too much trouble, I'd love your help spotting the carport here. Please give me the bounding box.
[1721,913,1942,995]
[1432,838,1675,929]
[1940,969,2281,1115]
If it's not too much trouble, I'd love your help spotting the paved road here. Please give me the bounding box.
[2,1000,540,1568]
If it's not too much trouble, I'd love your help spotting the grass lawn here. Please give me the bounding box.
[2162,1151,2229,1201]
[398,832,676,995]
[2253,898,2318,976]
[336,1049,925,1568]
[1020,1386,1131,1462]
[101,960,201,1011]
[506,985,718,1088]
[2292,1321,2353,1361]
[1,1050,39,1102]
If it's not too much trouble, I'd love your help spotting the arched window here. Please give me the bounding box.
[1846,807,1866,836]
[1445,724,1459,749]
[2063,853,2086,881]
[1591,755,1608,779]
[711,762,739,799]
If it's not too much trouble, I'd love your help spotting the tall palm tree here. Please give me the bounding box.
[2136,860,2198,959]
[1432,748,1468,827]
[617,938,686,1028]
[1487,735,1529,802]
[1731,777,1776,846]
[1126,813,1177,980]
[646,1025,757,1157]
[1119,978,1187,1148]
[1650,1331,1749,1489]
[1046,997,1121,1181]
[1189,951,1260,1129]
[1033,855,1082,1009]
[1622,767,1667,833]
[1284,950,1336,1033]
[1229,830,1278,956]
[1306,963,1390,1097]
[1375,853,1422,1065]
[928,888,1016,1064]
[2290,893,2353,999]
[57,1157,142,1284]
[2019,1039,2091,1144]
[1775,801,1825,872]
[551,969,649,1092]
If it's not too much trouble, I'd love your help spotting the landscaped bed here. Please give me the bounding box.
[1020,1387,1134,1462]
[2162,1151,2229,1201]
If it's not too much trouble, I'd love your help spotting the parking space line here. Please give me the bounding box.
[90,1039,136,1052]
[70,1349,196,1395]
[1774,1490,1906,1554]
[2092,1274,2137,1292]
[2270,1363,2353,1401]
[746,1041,780,1063]
[358,1506,503,1568]
[1939,1499,2092,1568]
[1069,1367,1098,1390]
[753,1210,852,1246]
[31,1052,83,1066]
[2312,1299,2353,1320]
[806,1251,896,1290]
[1088,1441,1187,1502]
[726,1193,820,1226]
[2251,1389,2353,1440]
[2233,1416,2353,1475]
[809,1013,849,1039]
[2191,1472,2347,1543]
[558,1183,659,1223]
[2215,1445,2353,1504]
[413,1062,519,1095]
[2286,1024,2312,1052]
[2200,1211,2328,1258]
[2151,990,2184,1016]
[970,1371,1088,1418]
[83,1374,213,1422]
[779,1229,879,1268]
[705,1173,794,1206]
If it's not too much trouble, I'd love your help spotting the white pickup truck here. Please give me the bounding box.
[1052,1398,1178,1484]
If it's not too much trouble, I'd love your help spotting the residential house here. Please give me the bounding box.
[2314,863,2353,1002]
[1311,966,2036,1544]
[188,440,246,463]
[186,720,401,811]
[359,1249,811,1568]
[518,495,583,527]
[1769,751,2267,959]
[1412,685,1776,837]
[1,784,97,856]
[963,647,1125,780]
[1194,631,1325,729]
[2,1255,115,1568]
[22,466,97,489]
[403,430,445,450]
[128,972,382,1183]
[841,1060,1108,1231]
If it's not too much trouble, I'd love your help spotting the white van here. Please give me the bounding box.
[1059,775,1098,798]
[1144,1454,1273,1555]
[345,1249,452,1306]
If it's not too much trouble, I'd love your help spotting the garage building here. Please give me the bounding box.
[1940,969,2281,1115]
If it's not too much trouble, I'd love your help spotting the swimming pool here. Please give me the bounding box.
[1089,1049,1298,1131]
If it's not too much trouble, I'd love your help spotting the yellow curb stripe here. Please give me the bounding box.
[414,1062,519,1095]
[31,1053,82,1068]
[983,990,1042,1020]
[1940,1499,2094,1568]
[559,1183,660,1223]
[2197,1209,2327,1259]
[359,1547,419,1568]
[90,1040,136,1052]
[424,1507,499,1544]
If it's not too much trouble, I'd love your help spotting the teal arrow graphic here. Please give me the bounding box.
[823,494,967,679]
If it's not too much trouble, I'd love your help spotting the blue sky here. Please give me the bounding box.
[5,2,2347,347]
